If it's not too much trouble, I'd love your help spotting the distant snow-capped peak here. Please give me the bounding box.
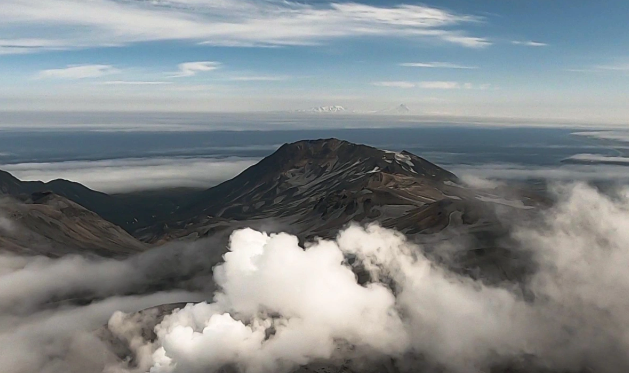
[297,105,348,113]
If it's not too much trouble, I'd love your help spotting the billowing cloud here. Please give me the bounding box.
[0,232,225,373]
[1,0,490,52]
[36,64,120,79]
[0,157,258,193]
[5,183,629,372]
[104,183,629,373]
[172,61,222,78]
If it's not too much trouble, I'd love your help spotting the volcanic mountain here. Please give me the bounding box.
[0,138,534,262]
[136,139,524,247]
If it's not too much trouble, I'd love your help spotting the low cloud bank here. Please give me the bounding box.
[0,231,230,373]
[1,157,257,193]
[451,162,629,183]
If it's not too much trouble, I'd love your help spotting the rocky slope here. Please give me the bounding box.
[0,170,199,233]
[0,192,146,257]
[138,139,532,244]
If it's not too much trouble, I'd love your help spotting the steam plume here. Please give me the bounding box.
[141,183,629,373]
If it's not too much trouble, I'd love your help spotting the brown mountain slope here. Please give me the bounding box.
[0,192,147,257]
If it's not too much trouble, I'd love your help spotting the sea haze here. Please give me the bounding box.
[0,115,627,192]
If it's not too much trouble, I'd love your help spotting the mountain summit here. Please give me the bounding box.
[145,139,473,241]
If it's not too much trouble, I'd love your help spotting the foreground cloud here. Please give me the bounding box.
[4,183,629,372]
[103,183,629,373]
[2,0,490,51]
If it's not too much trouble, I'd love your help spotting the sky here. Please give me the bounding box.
[0,0,628,124]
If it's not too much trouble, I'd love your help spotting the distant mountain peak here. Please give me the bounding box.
[295,105,349,113]
[377,104,411,114]
[396,104,410,113]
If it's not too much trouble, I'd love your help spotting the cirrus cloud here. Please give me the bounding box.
[1,0,491,52]
[399,62,478,69]
[372,81,491,90]
[511,40,548,47]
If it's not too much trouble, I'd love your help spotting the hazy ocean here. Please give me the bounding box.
[0,113,626,192]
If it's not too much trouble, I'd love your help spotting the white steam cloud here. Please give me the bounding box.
[4,183,629,372]
[120,183,629,373]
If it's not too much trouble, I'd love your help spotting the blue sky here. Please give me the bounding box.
[0,0,628,123]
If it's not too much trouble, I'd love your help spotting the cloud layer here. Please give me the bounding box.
[0,157,258,193]
[451,162,629,183]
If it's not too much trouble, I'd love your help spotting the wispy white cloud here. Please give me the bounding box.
[171,61,221,78]
[418,81,462,89]
[372,81,417,88]
[36,64,120,79]
[399,62,478,69]
[593,63,629,72]
[572,131,629,143]
[99,80,172,85]
[228,75,290,82]
[2,0,490,51]
[511,40,548,47]
[0,38,69,55]
[565,154,629,165]
[567,62,629,74]
[373,81,491,90]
